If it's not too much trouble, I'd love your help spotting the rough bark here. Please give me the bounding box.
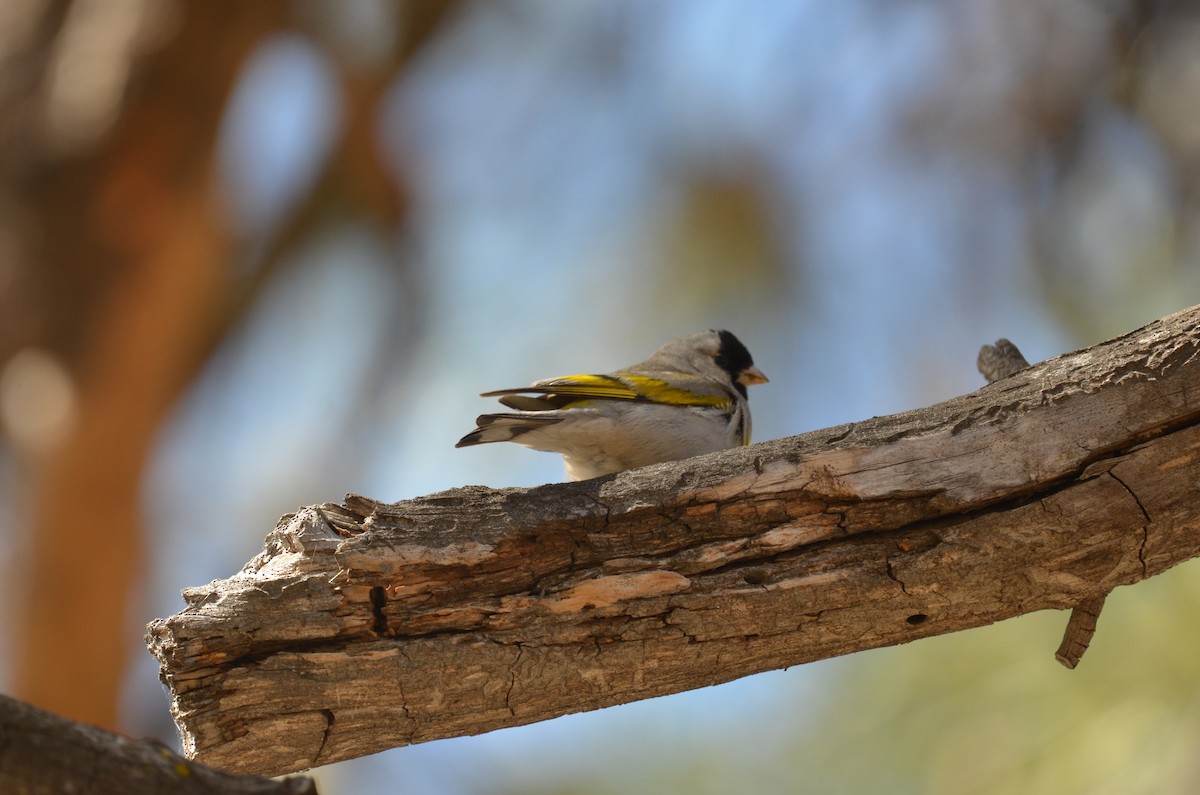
[977,336,1108,669]
[0,694,315,795]
[148,304,1200,777]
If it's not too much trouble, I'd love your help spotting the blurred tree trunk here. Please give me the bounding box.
[8,2,288,730]
[1,0,453,733]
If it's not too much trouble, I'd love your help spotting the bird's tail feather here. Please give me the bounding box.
[455,413,563,447]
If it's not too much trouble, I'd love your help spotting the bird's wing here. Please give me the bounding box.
[481,372,733,411]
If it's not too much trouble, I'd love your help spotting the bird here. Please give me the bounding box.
[456,330,768,481]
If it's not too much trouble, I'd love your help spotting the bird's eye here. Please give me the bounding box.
[714,354,729,368]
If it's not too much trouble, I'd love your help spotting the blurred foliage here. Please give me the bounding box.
[1,0,1199,793]
[793,560,1200,795]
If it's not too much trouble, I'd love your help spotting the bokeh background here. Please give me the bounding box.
[2,1,1199,793]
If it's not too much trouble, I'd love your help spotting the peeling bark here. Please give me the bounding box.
[148,304,1200,777]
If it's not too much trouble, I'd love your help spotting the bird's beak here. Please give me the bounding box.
[737,366,769,387]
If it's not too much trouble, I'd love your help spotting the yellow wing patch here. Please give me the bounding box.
[623,375,732,409]
[482,373,733,411]
[493,373,733,410]
[532,374,641,400]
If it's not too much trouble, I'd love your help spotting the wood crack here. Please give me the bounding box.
[313,709,334,767]
[369,586,389,636]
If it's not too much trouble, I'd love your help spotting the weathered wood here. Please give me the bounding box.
[147,304,1200,777]
[0,693,316,795]
[1054,595,1108,669]
[977,336,1109,669]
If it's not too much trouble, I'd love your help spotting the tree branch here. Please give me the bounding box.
[0,693,315,794]
[148,304,1200,777]
[977,337,1110,669]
